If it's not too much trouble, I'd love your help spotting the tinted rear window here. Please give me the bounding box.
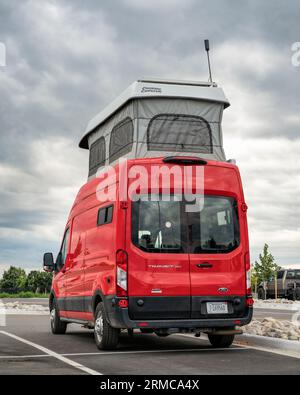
[131,195,240,254]
[132,198,185,253]
[188,196,240,254]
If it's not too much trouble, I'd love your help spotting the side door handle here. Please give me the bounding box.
[196,263,213,268]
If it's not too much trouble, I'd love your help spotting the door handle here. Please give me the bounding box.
[196,263,213,268]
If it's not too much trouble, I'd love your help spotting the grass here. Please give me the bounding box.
[0,292,49,298]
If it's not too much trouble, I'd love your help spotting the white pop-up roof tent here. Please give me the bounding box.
[79,79,230,178]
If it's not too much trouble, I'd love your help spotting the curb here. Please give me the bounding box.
[235,333,300,359]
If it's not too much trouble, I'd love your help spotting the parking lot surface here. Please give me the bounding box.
[0,314,299,375]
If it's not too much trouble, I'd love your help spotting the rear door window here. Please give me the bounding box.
[187,196,240,254]
[132,197,186,253]
[131,195,240,254]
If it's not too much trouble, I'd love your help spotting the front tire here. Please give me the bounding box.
[208,334,235,348]
[94,302,119,350]
[50,301,67,334]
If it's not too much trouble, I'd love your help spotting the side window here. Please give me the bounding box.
[147,114,213,153]
[97,205,114,226]
[58,228,70,270]
[277,271,284,280]
[286,271,295,280]
[89,136,106,177]
[109,117,134,163]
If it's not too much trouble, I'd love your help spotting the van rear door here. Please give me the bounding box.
[187,195,246,318]
[127,197,190,320]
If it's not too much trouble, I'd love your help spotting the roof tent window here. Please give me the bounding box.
[147,114,213,153]
[89,136,106,177]
[109,117,134,163]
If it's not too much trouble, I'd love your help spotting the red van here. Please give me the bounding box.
[43,156,253,350]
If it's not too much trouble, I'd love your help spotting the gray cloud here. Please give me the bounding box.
[0,0,299,271]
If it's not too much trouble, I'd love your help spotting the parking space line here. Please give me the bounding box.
[0,354,51,359]
[0,330,102,375]
[62,347,248,357]
[0,347,249,360]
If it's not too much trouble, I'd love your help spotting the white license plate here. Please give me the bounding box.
[206,302,228,314]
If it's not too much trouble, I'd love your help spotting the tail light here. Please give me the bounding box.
[246,297,254,307]
[244,252,252,296]
[116,249,128,297]
[118,299,128,308]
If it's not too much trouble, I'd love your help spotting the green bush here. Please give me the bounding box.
[0,266,53,294]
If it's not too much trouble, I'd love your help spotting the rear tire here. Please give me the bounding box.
[155,332,170,337]
[94,302,119,350]
[50,301,67,335]
[208,334,235,348]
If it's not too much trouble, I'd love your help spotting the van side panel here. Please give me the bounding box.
[64,215,86,316]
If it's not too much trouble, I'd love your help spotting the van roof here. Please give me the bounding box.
[70,157,240,215]
[79,79,230,149]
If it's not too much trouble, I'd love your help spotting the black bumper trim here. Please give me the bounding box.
[104,296,253,329]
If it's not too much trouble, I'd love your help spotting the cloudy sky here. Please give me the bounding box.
[0,0,299,274]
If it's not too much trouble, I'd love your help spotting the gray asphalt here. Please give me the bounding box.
[0,314,299,375]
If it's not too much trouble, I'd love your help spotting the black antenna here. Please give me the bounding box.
[204,39,212,83]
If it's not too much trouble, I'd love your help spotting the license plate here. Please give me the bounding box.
[206,302,228,314]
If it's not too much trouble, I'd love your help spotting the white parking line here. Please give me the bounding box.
[62,347,248,357]
[0,346,249,361]
[0,354,50,359]
[0,331,102,375]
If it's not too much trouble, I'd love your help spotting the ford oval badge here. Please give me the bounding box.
[218,287,228,293]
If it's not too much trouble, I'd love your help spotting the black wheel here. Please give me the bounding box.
[287,292,295,301]
[208,334,235,348]
[94,302,119,350]
[258,287,266,300]
[50,301,67,334]
[155,332,170,337]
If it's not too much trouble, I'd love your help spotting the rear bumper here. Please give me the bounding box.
[103,296,253,330]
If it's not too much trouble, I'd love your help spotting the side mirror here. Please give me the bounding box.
[43,252,55,272]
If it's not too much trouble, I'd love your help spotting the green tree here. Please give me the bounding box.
[0,266,27,293]
[35,272,53,294]
[254,244,280,284]
[251,267,259,292]
[25,271,40,293]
